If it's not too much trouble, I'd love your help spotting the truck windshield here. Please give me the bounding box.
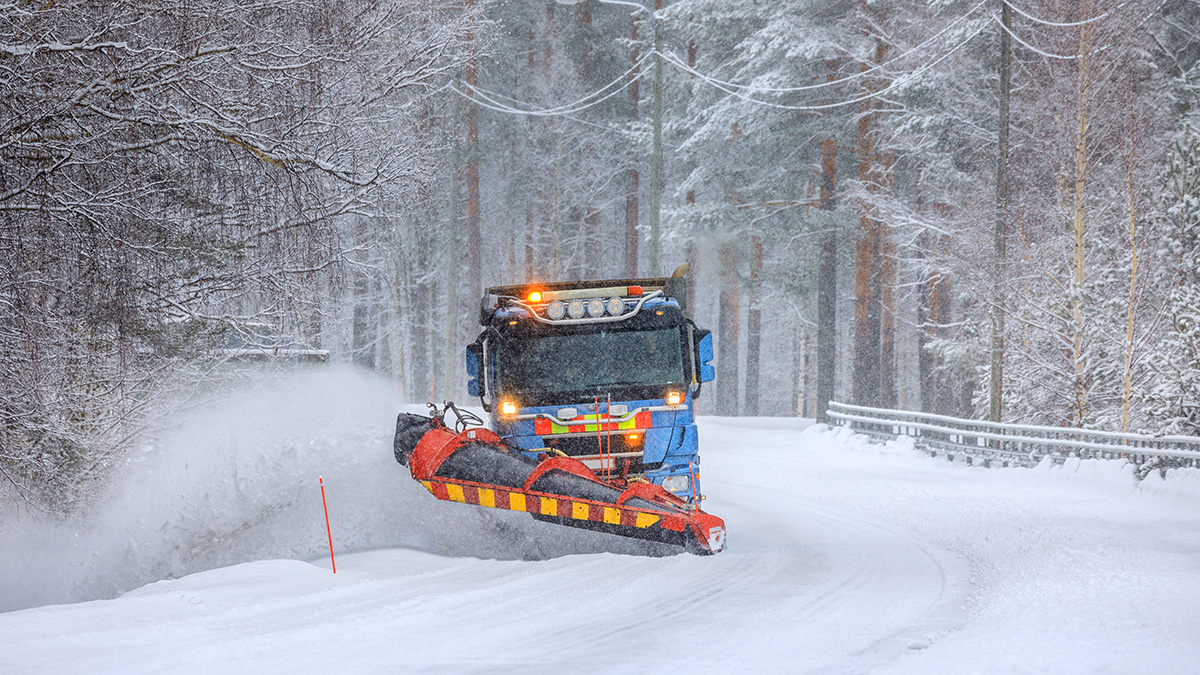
[498,327,685,401]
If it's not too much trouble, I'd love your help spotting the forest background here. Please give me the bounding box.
[2,0,1199,515]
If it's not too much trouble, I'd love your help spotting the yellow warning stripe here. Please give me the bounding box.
[420,479,664,529]
[571,501,589,520]
[509,492,527,511]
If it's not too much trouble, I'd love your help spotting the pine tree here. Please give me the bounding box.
[1143,130,1200,434]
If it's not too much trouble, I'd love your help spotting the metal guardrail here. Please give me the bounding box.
[827,401,1200,477]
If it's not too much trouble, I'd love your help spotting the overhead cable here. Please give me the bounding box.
[458,50,654,116]
[1002,0,1130,28]
[450,64,653,117]
[442,0,989,118]
[994,0,1165,60]
[990,12,1128,60]
[991,14,1092,60]
[687,0,990,94]
[660,21,988,112]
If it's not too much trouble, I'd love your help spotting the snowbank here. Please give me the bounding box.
[808,423,1200,503]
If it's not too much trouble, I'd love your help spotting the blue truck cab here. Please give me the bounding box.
[465,267,716,503]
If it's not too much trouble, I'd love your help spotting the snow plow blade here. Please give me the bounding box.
[394,412,726,555]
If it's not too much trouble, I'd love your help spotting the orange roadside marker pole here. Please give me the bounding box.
[320,476,336,573]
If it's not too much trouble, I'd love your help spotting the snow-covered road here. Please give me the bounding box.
[3,371,1199,673]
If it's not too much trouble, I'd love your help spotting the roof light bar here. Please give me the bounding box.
[505,290,664,326]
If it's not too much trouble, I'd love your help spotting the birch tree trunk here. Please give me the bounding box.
[1121,105,1139,432]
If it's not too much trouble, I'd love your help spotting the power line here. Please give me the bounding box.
[991,0,1162,62]
[661,21,988,112]
[450,0,1152,119]
[452,18,985,119]
[451,63,652,117]
[463,49,654,116]
[1003,0,1130,28]
[444,0,991,119]
[679,0,990,95]
[992,13,1092,60]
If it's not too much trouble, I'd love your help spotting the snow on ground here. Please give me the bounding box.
[3,370,1200,673]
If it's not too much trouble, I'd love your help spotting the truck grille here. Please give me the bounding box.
[539,434,661,474]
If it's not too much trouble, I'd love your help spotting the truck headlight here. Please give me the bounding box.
[500,400,518,416]
[547,300,566,320]
[661,475,689,493]
[567,299,586,319]
[606,297,625,315]
[667,391,683,406]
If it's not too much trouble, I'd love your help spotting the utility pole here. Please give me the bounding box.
[624,13,640,278]
[990,0,1011,422]
[464,0,482,303]
[648,0,664,276]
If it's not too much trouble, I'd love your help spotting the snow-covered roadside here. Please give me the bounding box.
[773,423,1200,674]
[3,390,1199,674]
[0,368,640,613]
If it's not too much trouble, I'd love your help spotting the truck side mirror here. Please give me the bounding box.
[696,330,715,383]
[466,342,485,397]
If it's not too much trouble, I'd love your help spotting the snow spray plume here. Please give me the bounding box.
[0,367,668,611]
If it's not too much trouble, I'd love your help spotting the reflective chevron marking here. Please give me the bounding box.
[419,479,665,530]
[571,501,589,520]
[635,512,660,528]
[478,488,495,508]
[508,492,526,512]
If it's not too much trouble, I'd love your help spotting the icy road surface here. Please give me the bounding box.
[3,370,1200,673]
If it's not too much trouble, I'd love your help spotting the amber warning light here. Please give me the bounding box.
[527,291,543,303]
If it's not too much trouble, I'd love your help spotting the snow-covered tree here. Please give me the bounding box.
[1142,125,1200,434]
[0,0,481,512]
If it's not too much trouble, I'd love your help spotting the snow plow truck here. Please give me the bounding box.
[392,264,726,554]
